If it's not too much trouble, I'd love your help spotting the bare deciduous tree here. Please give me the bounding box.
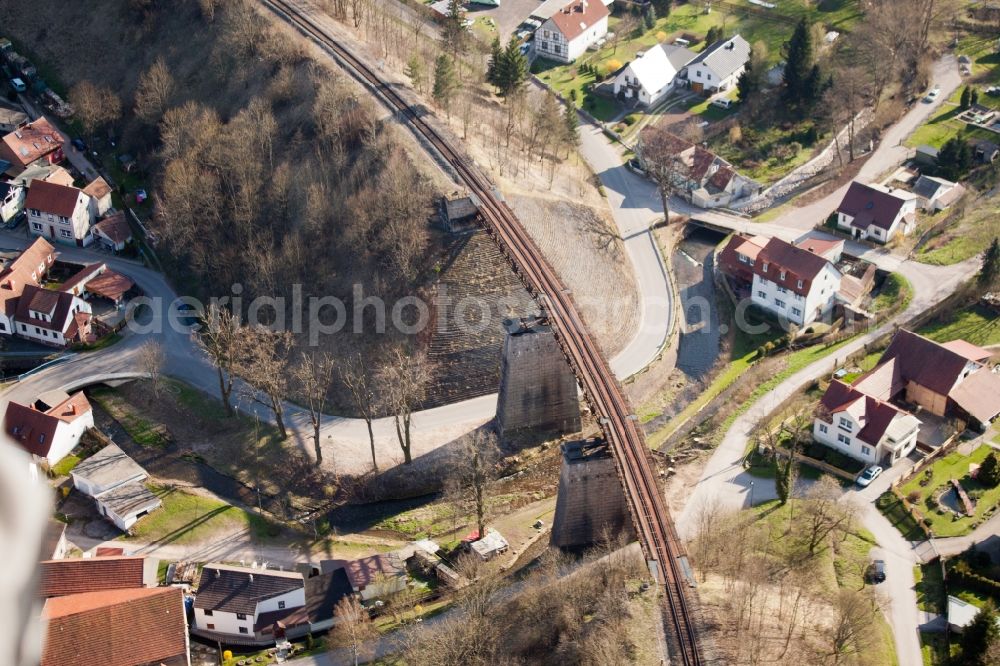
[331,596,375,666]
[236,327,293,439]
[377,347,431,465]
[138,340,166,398]
[342,352,378,471]
[69,81,121,139]
[800,475,852,555]
[446,430,501,540]
[292,351,336,466]
[637,126,692,226]
[201,304,239,416]
[134,57,175,124]
[827,589,879,663]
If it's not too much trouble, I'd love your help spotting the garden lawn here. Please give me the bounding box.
[876,491,926,541]
[872,273,913,314]
[917,192,1000,265]
[122,484,274,546]
[918,305,1000,347]
[51,454,81,477]
[914,563,947,614]
[898,446,1000,537]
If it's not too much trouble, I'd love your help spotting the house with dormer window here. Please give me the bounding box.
[749,237,842,325]
[14,284,92,346]
[25,179,95,246]
[536,0,609,63]
[835,181,917,244]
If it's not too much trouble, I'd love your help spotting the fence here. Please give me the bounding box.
[773,447,862,482]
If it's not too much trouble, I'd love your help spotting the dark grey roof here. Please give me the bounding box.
[194,564,304,615]
[100,482,162,519]
[73,444,147,489]
[688,35,751,79]
[659,44,697,71]
[912,175,952,200]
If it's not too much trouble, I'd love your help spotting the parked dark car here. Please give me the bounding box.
[867,559,886,584]
[71,138,87,152]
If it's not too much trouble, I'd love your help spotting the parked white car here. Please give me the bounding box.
[857,465,883,487]
[924,87,940,102]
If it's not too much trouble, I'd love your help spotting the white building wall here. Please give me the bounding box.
[15,297,91,346]
[28,196,93,246]
[43,416,94,467]
[812,417,879,465]
[536,15,608,63]
[194,608,247,636]
[257,587,306,614]
[1,185,24,223]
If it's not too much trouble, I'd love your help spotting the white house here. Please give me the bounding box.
[535,0,609,64]
[2,390,93,469]
[470,528,510,561]
[748,237,843,326]
[911,175,965,212]
[24,179,94,246]
[0,237,56,336]
[83,177,113,218]
[612,44,696,107]
[835,181,918,243]
[92,211,132,251]
[14,284,93,346]
[686,34,751,95]
[71,443,162,531]
[813,379,922,467]
[193,564,307,639]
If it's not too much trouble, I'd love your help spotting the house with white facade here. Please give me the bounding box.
[0,237,55,335]
[14,284,92,346]
[0,180,24,224]
[83,177,113,218]
[25,179,94,246]
[686,34,751,95]
[192,563,353,645]
[612,44,696,107]
[2,390,93,469]
[911,175,965,212]
[813,379,922,467]
[835,181,918,244]
[748,237,843,326]
[71,443,162,531]
[535,0,609,63]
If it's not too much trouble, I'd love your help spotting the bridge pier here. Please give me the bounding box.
[495,317,581,442]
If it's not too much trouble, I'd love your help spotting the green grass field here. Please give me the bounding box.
[872,273,914,314]
[899,446,1000,537]
[918,305,1000,347]
[876,490,927,541]
[122,484,275,545]
[917,193,1000,265]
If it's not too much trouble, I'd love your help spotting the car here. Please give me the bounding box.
[924,87,940,102]
[857,465,883,487]
[710,98,733,109]
[10,77,26,92]
[71,138,87,152]
[866,559,886,584]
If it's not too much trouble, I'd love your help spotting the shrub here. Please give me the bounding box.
[907,490,922,504]
[569,88,578,102]
[926,495,938,510]
[979,452,1000,487]
[656,31,667,42]
[605,60,624,76]
[763,341,776,354]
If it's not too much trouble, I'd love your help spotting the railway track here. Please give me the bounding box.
[262,1,704,662]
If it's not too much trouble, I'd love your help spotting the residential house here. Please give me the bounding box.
[853,329,1000,430]
[947,595,1000,633]
[974,139,999,164]
[14,284,93,346]
[192,563,352,645]
[612,44,696,107]
[59,262,107,298]
[793,235,845,263]
[748,237,843,325]
[637,129,760,208]
[325,553,408,600]
[83,176,113,218]
[911,175,965,212]
[25,179,95,246]
[685,34,751,95]
[535,0,610,64]
[41,587,190,666]
[71,444,162,531]
[835,181,918,243]
[10,162,75,188]
[813,379,922,466]
[40,555,160,598]
[2,390,93,469]
[92,211,132,251]
[0,117,64,175]
[0,236,56,335]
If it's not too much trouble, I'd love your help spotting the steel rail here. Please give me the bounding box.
[262,1,703,662]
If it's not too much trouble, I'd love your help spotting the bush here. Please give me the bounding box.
[908,490,922,504]
[623,113,641,126]
[605,59,624,77]
[569,88,578,102]
[979,452,1000,487]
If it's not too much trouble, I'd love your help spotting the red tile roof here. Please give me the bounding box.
[940,339,993,363]
[817,380,907,446]
[718,234,766,284]
[5,391,92,457]
[949,370,1000,424]
[93,212,132,245]
[59,262,106,294]
[793,236,844,261]
[548,0,609,41]
[15,284,83,334]
[0,237,56,316]
[752,237,836,298]
[85,269,134,301]
[836,182,908,231]
[42,587,188,666]
[878,329,973,396]
[0,117,63,169]
[82,176,111,200]
[39,556,151,598]
[25,179,84,218]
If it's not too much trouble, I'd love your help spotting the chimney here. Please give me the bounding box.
[215,569,221,578]
[69,404,77,415]
[3,278,14,290]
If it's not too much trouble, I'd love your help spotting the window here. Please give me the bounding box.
[738,254,749,264]
[762,262,769,272]
[0,323,5,331]
[239,627,249,634]
[204,610,213,617]
[206,624,215,630]
[777,286,788,294]
[838,434,850,445]
[797,279,803,289]
[861,445,871,456]
[60,229,72,238]
[791,307,802,317]
[839,417,852,432]
[543,30,549,38]
[32,222,41,231]
[757,290,766,298]
[59,216,68,223]
[278,601,286,610]
[775,299,786,308]
[237,613,246,620]
[34,327,40,334]
[819,424,828,434]
[707,73,712,80]
[20,324,26,332]
[779,270,786,280]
